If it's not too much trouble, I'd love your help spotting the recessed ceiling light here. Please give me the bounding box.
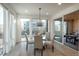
[13,20,16,23]
[58,3,62,5]
[46,12,48,15]
[25,10,28,13]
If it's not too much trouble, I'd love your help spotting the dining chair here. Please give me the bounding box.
[34,35,45,56]
[43,33,54,52]
[25,33,34,50]
[25,33,28,50]
[46,32,50,41]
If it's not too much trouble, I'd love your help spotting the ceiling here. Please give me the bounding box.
[4,3,75,18]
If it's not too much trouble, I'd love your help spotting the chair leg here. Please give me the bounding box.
[41,50,43,56]
[26,43,28,50]
[52,46,54,52]
[34,49,43,56]
[34,49,36,56]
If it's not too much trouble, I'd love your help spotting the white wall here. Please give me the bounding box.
[16,16,21,43]
[48,17,54,41]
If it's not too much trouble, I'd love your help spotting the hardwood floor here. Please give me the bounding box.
[5,42,64,56]
[5,41,78,56]
[54,41,78,56]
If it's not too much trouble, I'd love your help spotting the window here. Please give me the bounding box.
[31,19,47,35]
[12,15,16,47]
[24,21,30,35]
[0,4,16,55]
[31,19,38,35]
[55,21,61,31]
[21,19,30,35]
[0,5,4,55]
[3,8,16,54]
[54,19,62,43]
[20,18,48,41]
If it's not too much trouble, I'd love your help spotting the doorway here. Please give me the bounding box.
[54,18,62,43]
[54,18,67,43]
[64,10,79,51]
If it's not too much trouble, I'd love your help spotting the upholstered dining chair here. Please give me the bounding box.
[25,33,34,50]
[43,33,54,52]
[34,35,45,56]
[46,32,50,41]
[25,33,28,50]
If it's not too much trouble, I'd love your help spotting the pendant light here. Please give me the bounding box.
[37,8,42,26]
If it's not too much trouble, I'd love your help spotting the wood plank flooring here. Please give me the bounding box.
[5,42,64,56]
[5,41,78,56]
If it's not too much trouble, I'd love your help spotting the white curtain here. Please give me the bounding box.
[3,8,16,54]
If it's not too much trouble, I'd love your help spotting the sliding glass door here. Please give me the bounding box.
[11,15,16,47]
[20,19,30,41]
[54,17,67,43]
[0,5,4,55]
[54,18,62,43]
[0,4,16,55]
[3,6,16,54]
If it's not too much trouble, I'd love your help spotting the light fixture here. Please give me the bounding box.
[25,10,28,13]
[58,3,62,5]
[37,8,43,26]
[13,20,16,23]
[46,12,48,15]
